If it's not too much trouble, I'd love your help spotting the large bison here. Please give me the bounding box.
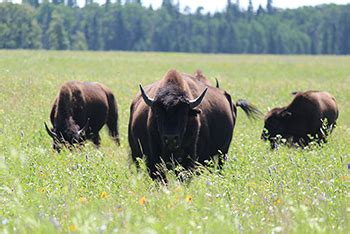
[261,90,339,149]
[45,81,120,152]
[128,69,261,180]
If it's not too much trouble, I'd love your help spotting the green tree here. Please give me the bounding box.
[67,0,77,8]
[0,3,41,49]
[267,0,274,14]
[22,0,39,8]
[71,31,87,50]
[48,11,69,50]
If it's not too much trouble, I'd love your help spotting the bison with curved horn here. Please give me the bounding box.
[261,90,339,149]
[45,81,120,152]
[128,69,262,180]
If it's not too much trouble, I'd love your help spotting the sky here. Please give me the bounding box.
[74,0,350,11]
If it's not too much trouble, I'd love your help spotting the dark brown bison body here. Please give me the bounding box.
[189,70,219,88]
[46,81,119,152]
[128,69,261,180]
[262,90,339,149]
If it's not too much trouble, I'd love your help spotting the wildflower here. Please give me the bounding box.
[340,175,348,182]
[185,195,193,203]
[69,224,77,232]
[100,191,108,199]
[139,196,146,206]
[116,205,123,213]
[274,198,282,205]
[79,197,88,204]
[272,226,283,233]
[174,186,181,192]
[38,188,45,194]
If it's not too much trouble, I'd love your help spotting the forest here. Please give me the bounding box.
[1,0,350,54]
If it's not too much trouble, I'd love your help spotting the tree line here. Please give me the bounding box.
[1,0,350,54]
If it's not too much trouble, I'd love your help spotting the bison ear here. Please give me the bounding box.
[281,110,292,118]
[189,108,201,117]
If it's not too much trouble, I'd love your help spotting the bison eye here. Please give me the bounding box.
[152,106,164,117]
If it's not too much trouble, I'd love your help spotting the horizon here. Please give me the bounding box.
[7,0,350,12]
[79,0,350,12]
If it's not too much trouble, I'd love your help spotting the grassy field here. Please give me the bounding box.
[0,51,349,233]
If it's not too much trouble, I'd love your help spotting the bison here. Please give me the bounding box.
[128,69,261,180]
[45,81,120,152]
[261,90,339,149]
[190,70,219,88]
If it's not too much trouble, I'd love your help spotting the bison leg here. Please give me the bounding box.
[91,133,101,148]
[217,153,228,170]
[147,159,167,183]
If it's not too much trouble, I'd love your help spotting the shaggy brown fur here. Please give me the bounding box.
[262,90,339,148]
[46,81,119,152]
[183,70,219,88]
[128,69,261,180]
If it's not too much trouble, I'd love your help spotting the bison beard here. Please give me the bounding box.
[128,69,262,181]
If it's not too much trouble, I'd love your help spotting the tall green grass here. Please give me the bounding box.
[1,51,349,233]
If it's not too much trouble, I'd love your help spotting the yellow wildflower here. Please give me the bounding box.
[100,191,108,199]
[69,224,77,232]
[139,196,147,206]
[274,198,282,205]
[175,186,182,192]
[79,197,88,204]
[185,195,193,203]
[116,205,123,213]
[340,175,348,182]
[38,188,45,193]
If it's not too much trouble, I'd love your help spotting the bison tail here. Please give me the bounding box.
[107,93,120,145]
[236,99,264,120]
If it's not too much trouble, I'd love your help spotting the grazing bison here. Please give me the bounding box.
[190,70,219,88]
[128,69,261,180]
[261,90,339,149]
[45,81,119,152]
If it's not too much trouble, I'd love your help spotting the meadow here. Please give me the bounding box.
[0,51,349,233]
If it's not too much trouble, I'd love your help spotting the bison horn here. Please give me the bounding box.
[78,118,90,136]
[215,78,220,88]
[140,84,154,107]
[44,122,57,139]
[189,88,208,109]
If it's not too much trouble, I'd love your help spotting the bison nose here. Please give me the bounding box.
[163,135,179,146]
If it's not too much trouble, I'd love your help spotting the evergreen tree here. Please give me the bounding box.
[257,4,265,16]
[247,0,254,20]
[22,0,39,8]
[67,0,77,8]
[1,1,350,54]
[71,31,87,50]
[0,3,41,48]
[267,0,273,14]
[52,0,64,5]
[48,11,69,50]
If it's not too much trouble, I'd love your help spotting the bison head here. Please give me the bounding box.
[261,108,292,149]
[45,119,89,152]
[140,84,207,153]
